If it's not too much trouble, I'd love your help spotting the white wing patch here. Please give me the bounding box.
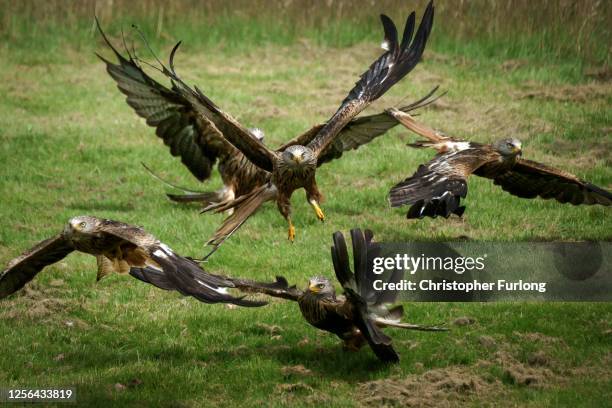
[153,249,168,259]
[159,243,174,254]
[445,141,471,152]
[195,279,229,295]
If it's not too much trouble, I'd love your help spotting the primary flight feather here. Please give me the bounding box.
[0,216,265,307]
[97,1,436,250]
[387,110,612,219]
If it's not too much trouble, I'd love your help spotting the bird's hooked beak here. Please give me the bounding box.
[513,142,522,156]
[63,223,73,237]
[292,152,303,164]
[308,280,320,293]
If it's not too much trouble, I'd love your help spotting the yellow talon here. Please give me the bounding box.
[288,223,296,242]
[310,201,325,222]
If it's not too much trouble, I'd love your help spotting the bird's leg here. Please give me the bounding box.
[277,195,295,242]
[309,199,325,222]
[287,217,295,242]
[306,182,325,222]
[222,186,236,216]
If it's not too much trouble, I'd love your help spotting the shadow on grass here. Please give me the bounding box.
[51,324,392,406]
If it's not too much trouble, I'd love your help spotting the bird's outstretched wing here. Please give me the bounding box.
[0,235,75,299]
[278,87,442,165]
[307,1,434,158]
[388,146,494,218]
[96,18,235,182]
[97,219,266,306]
[122,31,277,172]
[493,159,612,205]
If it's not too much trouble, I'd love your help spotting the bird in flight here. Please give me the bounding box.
[96,1,435,247]
[387,109,612,219]
[0,215,267,307]
[230,229,447,363]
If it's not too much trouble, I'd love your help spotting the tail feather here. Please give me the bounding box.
[406,140,439,149]
[374,316,449,332]
[331,232,354,289]
[204,184,277,257]
[332,230,398,362]
[350,229,368,295]
[345,287,399,363]
[167,191,224,204]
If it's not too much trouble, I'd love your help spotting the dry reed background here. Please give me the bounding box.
[1,0,610,64]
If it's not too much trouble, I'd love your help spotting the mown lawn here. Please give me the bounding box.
[0,22,610,407]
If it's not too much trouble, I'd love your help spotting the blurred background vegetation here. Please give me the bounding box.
[1,0,610,67]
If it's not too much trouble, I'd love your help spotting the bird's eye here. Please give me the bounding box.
[79,222,87,228]
[317,283,325,289]
[506,142,513,147]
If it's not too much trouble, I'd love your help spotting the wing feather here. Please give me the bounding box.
[493,159,612,205]
[389,148,491,218]
[308,1,434,157]
[316,87,442,166]
[0,235,74,298]
[134,37,276,172]
[96,218,266,306]
[278,87,442,166]
[147,248,266,307]
[96,18,234,181]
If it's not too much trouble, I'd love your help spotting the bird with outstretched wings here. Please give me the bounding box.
[387,109,612,218]
[229,228,447,363]
[98,22,438,214]
[0,215,268,307]
[97,1,435,249]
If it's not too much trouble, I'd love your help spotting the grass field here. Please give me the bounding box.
[0,3,611,407]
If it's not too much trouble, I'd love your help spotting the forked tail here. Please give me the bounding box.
[201,183,277,260]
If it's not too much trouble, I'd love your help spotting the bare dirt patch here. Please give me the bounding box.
[357,332,576,407]
[358,366,503,407]
[493,350,556,388]
[0,284,71,320]
[584,65,612,82]
[512,331,566,347]
[453,316,476,326]
[281,364,313,377]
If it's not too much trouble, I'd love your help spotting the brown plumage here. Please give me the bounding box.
[229,229,447,363]
[96,1,435,248]
[387,110,612,218]
[0,216,265,307]
[96,20,269,208]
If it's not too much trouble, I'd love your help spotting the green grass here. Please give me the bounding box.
[1,14,611,408]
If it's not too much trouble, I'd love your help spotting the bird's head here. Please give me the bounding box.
[494,138,522,157]
[306,276,335,299]
[65,215,100,236]
[281,145,315,169]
